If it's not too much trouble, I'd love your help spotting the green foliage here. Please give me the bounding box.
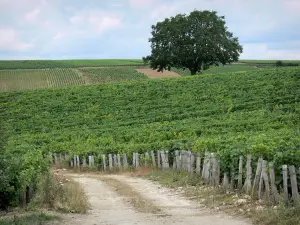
[0,59,143,70]
[1,67,299,163]
[0,68,148,92]
[144,10,243,75]
[78,68,148,84]
[0,69,84,92]
[0,213,59,225]
[1,67,300,207]
[238,60,300,68]
[276,60,284,67]
[172,64,259,76]
[0,150,49,208]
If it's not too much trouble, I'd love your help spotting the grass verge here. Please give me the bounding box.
[0,212,59,225]
[31,170,90,213]
[142,170,300,225]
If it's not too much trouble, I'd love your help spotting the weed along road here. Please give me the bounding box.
[61,173,251,225]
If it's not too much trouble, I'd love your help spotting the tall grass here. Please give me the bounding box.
[33,171,90,213]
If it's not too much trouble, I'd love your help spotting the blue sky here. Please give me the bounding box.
[0,0,300,60]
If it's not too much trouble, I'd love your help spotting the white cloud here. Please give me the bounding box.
[0,28,33,51]
[70,15,84,25]
[0,0,299,59]
[129,0,156,8]
[25,8,41,22]
[150,4,179,20]
[283,0,300,12]
[110,3,123,7]
[70,10,122,34]
[242,43,300,60]
[53,32,66,40]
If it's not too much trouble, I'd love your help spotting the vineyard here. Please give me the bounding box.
[1,66,299,207]
[0,59,144,70]
[0,69,85,92]
[239,60,300,64]
[172,64,260,76]
[77,68,148,84]
[0,68,148,92]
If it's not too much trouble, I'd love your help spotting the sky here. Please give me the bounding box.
[0,0,300,60]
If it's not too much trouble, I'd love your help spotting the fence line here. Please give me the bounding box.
[50,151,300,205]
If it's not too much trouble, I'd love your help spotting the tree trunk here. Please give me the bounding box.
[190,65,199,75]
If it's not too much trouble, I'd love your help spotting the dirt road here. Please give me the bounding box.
[62,174,251,225]
[136,69,181,78]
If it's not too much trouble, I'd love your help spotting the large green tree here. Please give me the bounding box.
[143,10,243,75]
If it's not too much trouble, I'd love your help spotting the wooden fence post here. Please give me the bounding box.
[186,151,189,172]
[289,165,299,204]
[209,153,218,186]
[145,152,150,167]
[117,154,121,169]
[243,155,252,194]
[258,160,267,200]
[179,151,183,170]
[59,154,63,164]
[165,151,169,169]
[175,150,180,171]
[187,151,192,174]
[82,157,87,167]
[251,157,263,198]
[123,153,128,169]
[132,153,136,168]
[183,151,187,171]
[49,152,53,164]
[282,165,289,204]
[88,155,92,167]
[262,160,270,202]
[109,154,113,171]
[157,150,161,169]
[238,156,244,190]
[76,155,80,167]
[102,154,106,171]
[223,172,229,191]
[113,154,118,169]
[180,151,184,171]
[269,162,279,204]
[173,152,176,169]
[191,152,195,174]
[92,155,95,166]
[160,151,165,170]
[151,151,156,168]
[204,153,211,184]
[196,152,201,176]
[70,157,74,167]
[54,154,58,165]
[135,153,140,169]
[202,152,207,179]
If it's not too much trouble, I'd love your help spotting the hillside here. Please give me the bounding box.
[0,59,144,70]
[1,67,299,169]
[0,68,148,92]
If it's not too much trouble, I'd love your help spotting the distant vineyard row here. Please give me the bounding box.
[0,59,144,70]
[0,68,148,92]
[239,60,300,63]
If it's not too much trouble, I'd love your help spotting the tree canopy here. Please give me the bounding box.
[143,10,243,75]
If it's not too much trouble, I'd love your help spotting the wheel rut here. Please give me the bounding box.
[61,173,251,225]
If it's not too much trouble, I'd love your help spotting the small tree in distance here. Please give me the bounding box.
[276,60,283,67]
[143,10,243,75]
